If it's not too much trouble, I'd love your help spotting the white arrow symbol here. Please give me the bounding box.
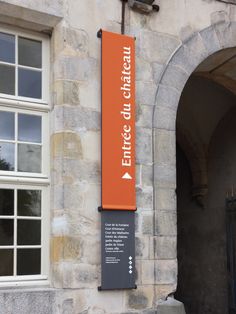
[129,265,132,269]
[129,270,132,274]
[129,256,132,260]
[129,261,132,265]
[122,172,132,180]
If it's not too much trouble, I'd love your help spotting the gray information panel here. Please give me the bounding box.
[100,211,136,290]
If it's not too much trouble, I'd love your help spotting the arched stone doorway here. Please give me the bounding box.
[153,21,236,313]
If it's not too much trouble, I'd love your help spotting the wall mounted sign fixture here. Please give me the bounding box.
[97,29,136,290]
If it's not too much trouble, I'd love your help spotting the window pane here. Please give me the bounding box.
[0,219,13,245]
[18,144,41,173]
[0,142,14,171]
[0,250,13,276]
[0,189,14,216]
[0,32,15,64]
[0,65,15,95]
[18,114,41,143]
[0,111,14,140]
[18,37,42,68]
[18,190,41,217]
[18,69,41,99]
[17,249,41,275]
[17,220,41,245]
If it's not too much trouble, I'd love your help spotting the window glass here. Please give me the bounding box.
[17,190,41,217]
[0,219,14,245]
[18,144,41,173]
[0,32,15,64]
[0,65,15,95]
[0,250,13,276]
[0,111,14,140]
[17,220,41,245]
[18,69,41,99]
[18,37,42,68]
[0,189,14,216]
[0,142,15,171]
[17,249,41,275]
[18,114,41,143]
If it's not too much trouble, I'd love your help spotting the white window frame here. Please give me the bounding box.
[0,25,50,286]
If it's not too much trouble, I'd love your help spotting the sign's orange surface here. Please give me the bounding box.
[101,30,136,211]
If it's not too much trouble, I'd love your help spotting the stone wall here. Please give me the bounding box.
[0,0,236,313]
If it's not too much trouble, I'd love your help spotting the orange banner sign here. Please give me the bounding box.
[101,30,136,211]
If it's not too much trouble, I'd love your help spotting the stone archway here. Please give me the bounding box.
[153,20,236,310]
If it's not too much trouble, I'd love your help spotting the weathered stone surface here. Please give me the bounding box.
[155,188,176,211]
[54,56,97,81]
[53,105,100,132]
[155,260,177,284]
[136,104,154,128]
[126,286,154,310]
[80,131,100,162]
[136,57,153,81]
[155,84,181,110]
[141,164,153,187]
[141,260,155,285]
[154,236,177,259]
[214,20,236,49]
[136,236,150,259]
[51,236,82,262]
[200,26,221,55]
[153,105,176,130]
[155,284,177,301]
[54,80,80,106]
[138,30,181,64]
[155,211,177,236]
[154,129,175,165]
[136,186,153,210]
[157,297,186,314]
[136,81,157,106]
[51,132,83,159]
[0,290,56,314]
[136,127,152,164]
[161,64,189,93]
[154,164,176,189]
[141,212,154,235]
[152,63,165,84]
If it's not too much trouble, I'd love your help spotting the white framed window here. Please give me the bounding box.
[0,25,50,285]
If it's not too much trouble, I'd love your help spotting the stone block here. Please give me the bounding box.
[136,127,152,164]
[155,260,177,284]
[141,260,155,285]
[154,129,175,165]
[136,57,153,81]
[51,132,83,159]
[154,163,176,189]
[155,284,177,301]
[154,236,177,259]
[53,24,89,57]
[54,56,97,81]
[155,211,177,236]
[138,30,180,64]
[136,81,157,106]
[200,26,221,55]
[136,104,154,128]
[153,105,176,131]
[53,105,100,132]
[136,236,149,259]
[214,21,236,49]
[51,235,82,263]
[141,212,154,235]
[152,63,165,84]
[157,298,186,314]
[54,80,80,106]
[126,286,154,310]
[136,186,153,210]
[141,164,153,187]
[155,188,176,211]
[160,64,189,93]
[155,84,181,111]
[0,290,56,314]
[80,131,100,162]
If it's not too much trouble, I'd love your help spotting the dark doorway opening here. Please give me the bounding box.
[175,50,236,314]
